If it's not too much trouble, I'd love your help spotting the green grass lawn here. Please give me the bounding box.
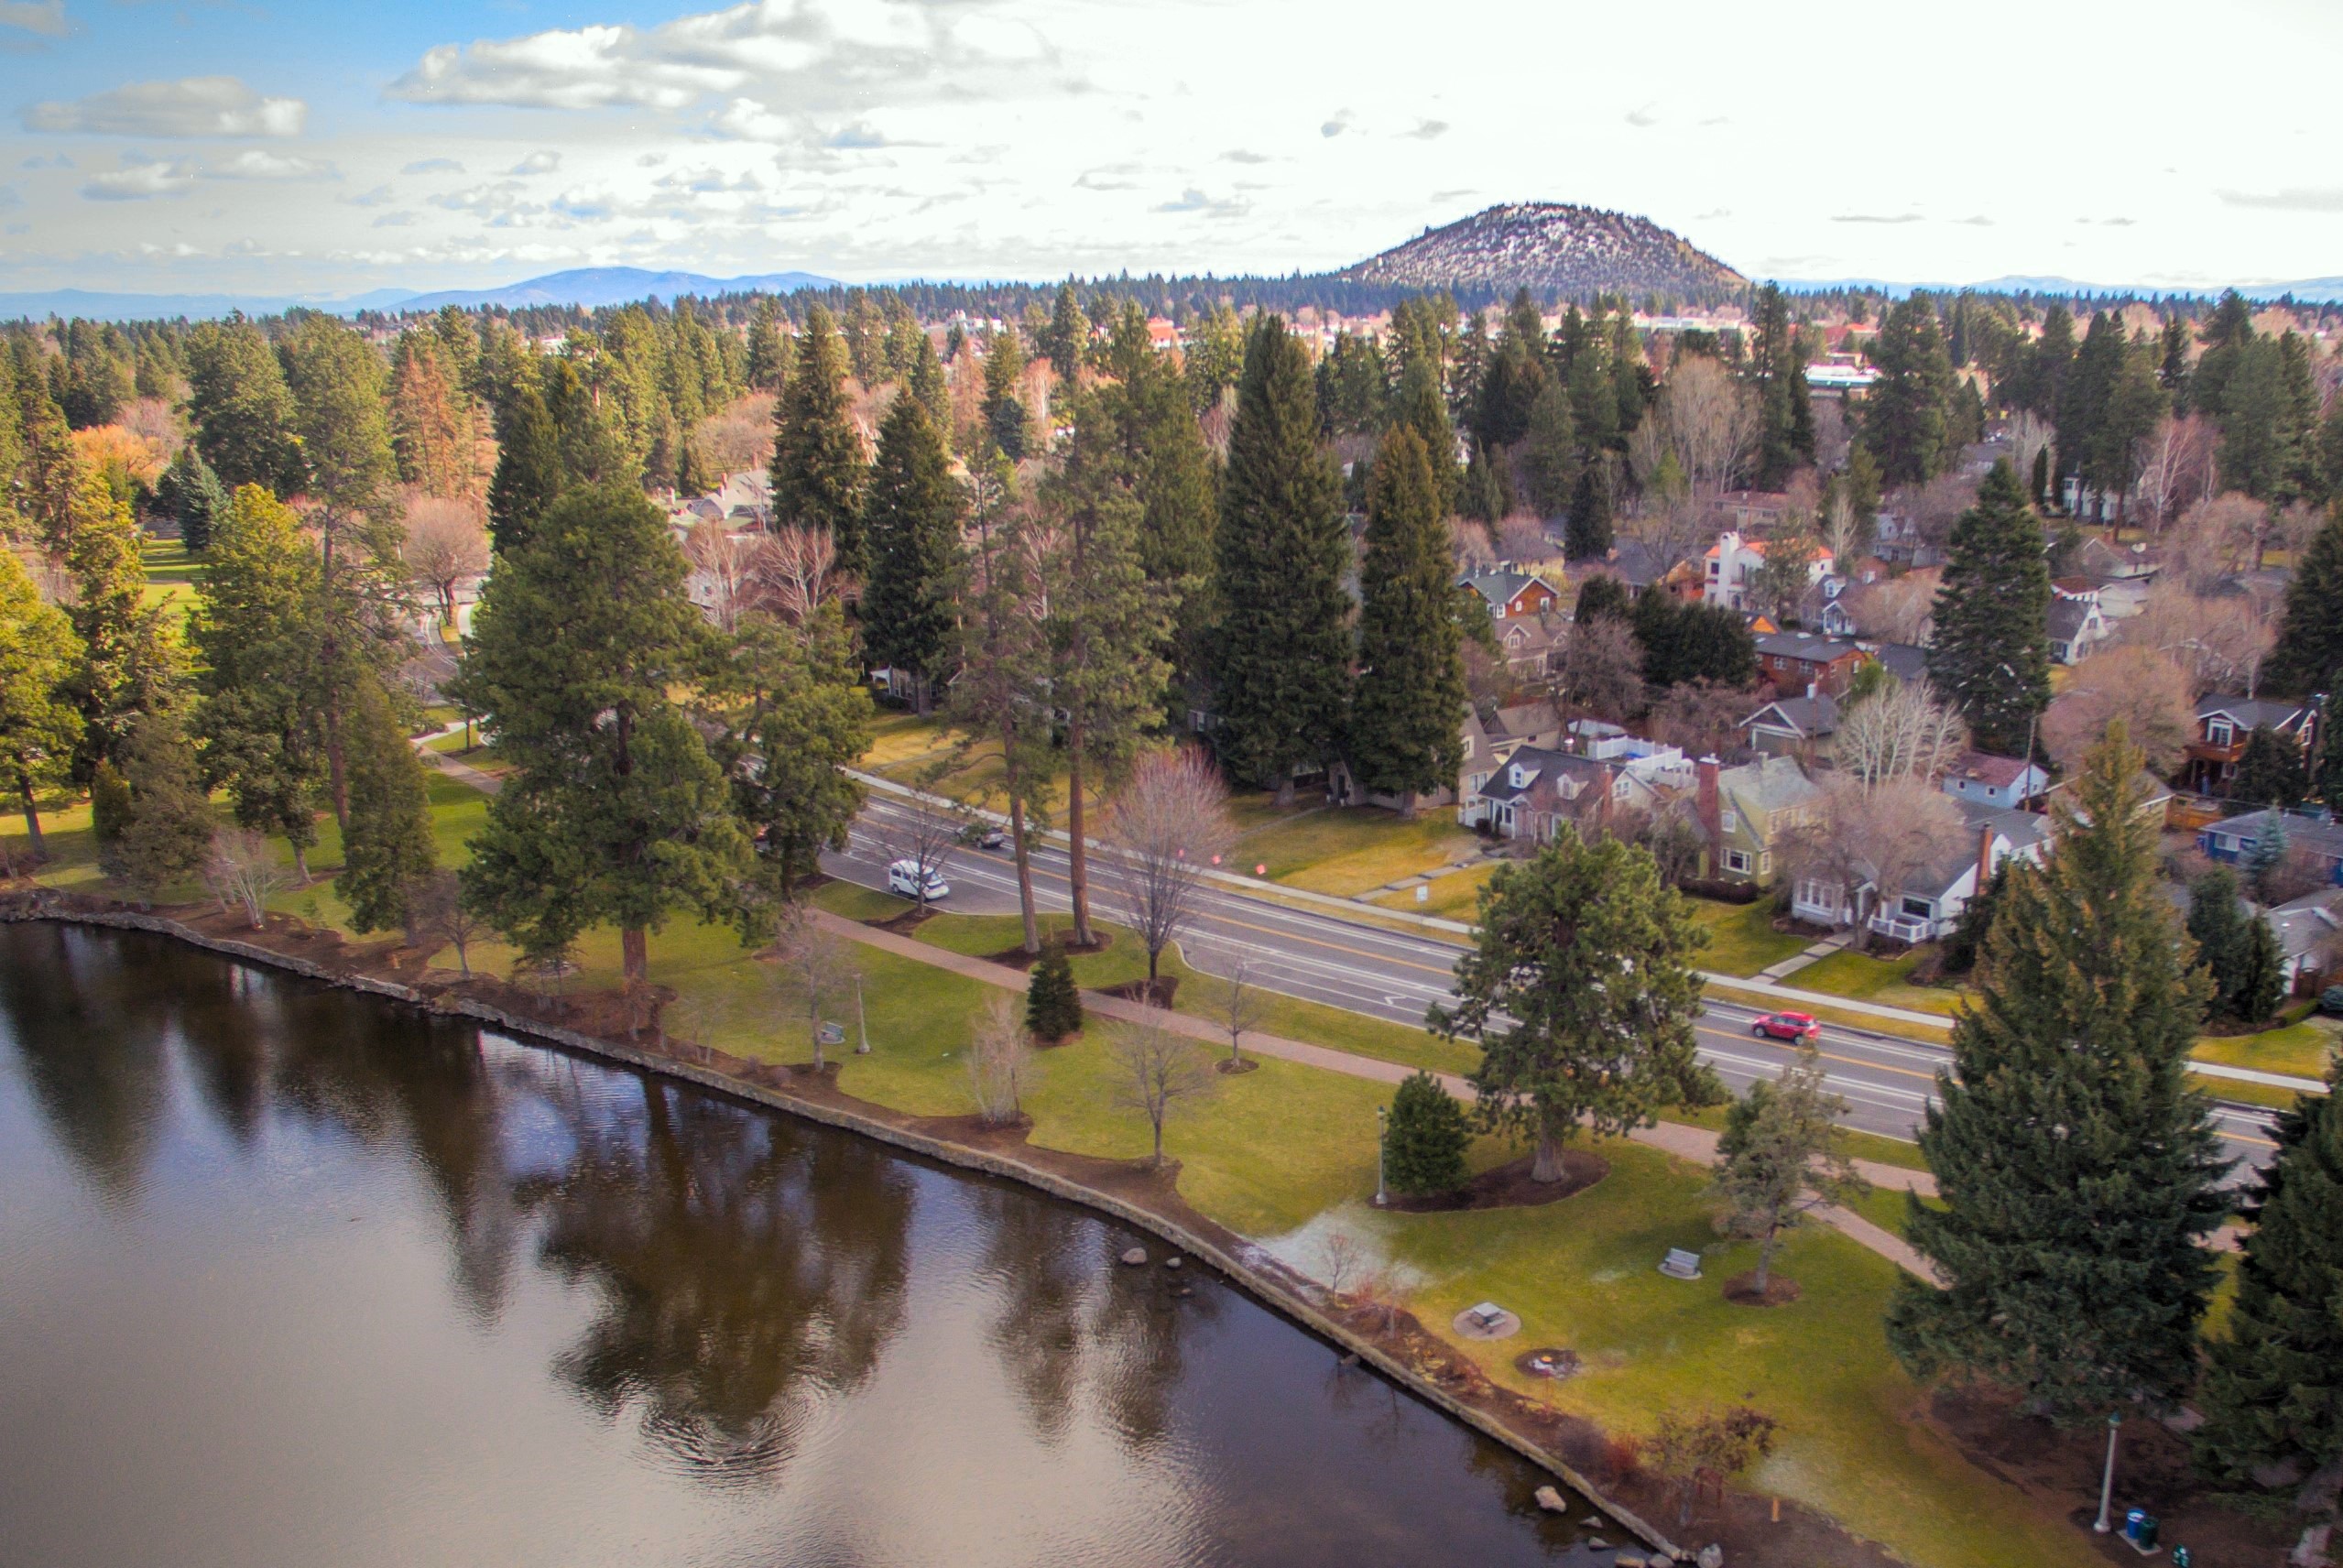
[1226,794,1481,895]
[1666,1099,1932,1176]
[138,536,202,615]
[1368,860,1498,918]
[2193,1014,2340,1083]
[1793,948,1968,1018]
[1687,898,1809,977]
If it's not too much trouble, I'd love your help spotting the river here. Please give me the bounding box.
[0,923,1601,1567]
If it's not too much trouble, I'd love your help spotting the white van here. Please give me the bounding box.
[888,859,950,901]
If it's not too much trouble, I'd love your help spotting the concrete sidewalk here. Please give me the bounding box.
[815,908,1943,1282]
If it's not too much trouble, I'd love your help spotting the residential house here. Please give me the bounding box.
[1455,702,1567,814]
[1717,491,1791,531]
[1687,754,1823,887]
[1752,631,1873,699]
[1865,641,1931,685]
[2266,887,2343,995]
[2198,809,2343,887]
[1940,750,2048,810]
[2181,695,2323,796]
[2046,583,2109,665]
[1462,745,1675,842]
[1493,613,1561,680]
[1870,508,1942,570]
[1703,529,1835,612]
[1459,568,1561,622]
[1742,692,1840,760]
[1791,798,2048,943]
[1573,540,1668,593]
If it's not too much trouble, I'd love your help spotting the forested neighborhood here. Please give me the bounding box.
[7,253,2343,1568]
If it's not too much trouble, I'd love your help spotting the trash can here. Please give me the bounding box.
[2123,1509,2159,1551]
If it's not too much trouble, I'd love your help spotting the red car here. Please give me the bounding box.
[1750,1011,1820,1041]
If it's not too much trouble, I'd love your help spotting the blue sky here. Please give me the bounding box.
[5,0,2342,300]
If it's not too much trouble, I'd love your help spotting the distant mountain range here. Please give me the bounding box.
[1782,275,2343,303]
[0,267,839,322]
[1338,202,1748,299]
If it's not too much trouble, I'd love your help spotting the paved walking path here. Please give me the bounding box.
[415,727,506,797]
[1757,932,1853,983]
[813,908,1944,1282]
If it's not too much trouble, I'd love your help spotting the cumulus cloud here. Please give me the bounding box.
[402,157,463,175]
[1625,103,1660,127]
[1,0,67,37]
[1954,214,1994,226]
[209,149,336,180]
[389,0,1060,125]
[371,211,418,228]
[1404,119,1448,139]
[1219,147,1269,164]
[2218,186,2343,213]
[1075,163,1140,191]
[345,183,394,206]
[25,75,305,137]
[82,158,196,200]
[508,149,561,175]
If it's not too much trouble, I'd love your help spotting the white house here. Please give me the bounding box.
[1940,750,2049,811]
[1791,800,2048,944]
[2047,584,2110,665]
[1703,530,1834,612]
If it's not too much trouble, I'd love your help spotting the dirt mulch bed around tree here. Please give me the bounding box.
[978,930,1114,970]
[1723,1270,1802,1307]
[1514,1346,1583,1380]
[1214,1055,1259,1075]
[1923,1386,2297,1565]
[1381,1150,1609,1214]
[1096,975,1178,1007]
[865,907,940,935]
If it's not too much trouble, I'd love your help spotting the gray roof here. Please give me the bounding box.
[1745,692,1840,738]
[2267,888,2343,964]
[1477,746,1614,807]
[1459,569,1548,608]
[1954,797,2048,856]
[1869,642,1930,683]
[2205,809,2343,864]
[2047,597,2097,641]
[1720,753,1822,816]
[2197,694,2315,733]
[1753,630,1866,664]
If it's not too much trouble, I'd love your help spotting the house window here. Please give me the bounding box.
[1900,896,1932,920]
[2207,718,2233,746]
[1720,808,1739,833]
[1801,879,1839,913]
[1725,849,1753,875]
[1759,852,1772,876]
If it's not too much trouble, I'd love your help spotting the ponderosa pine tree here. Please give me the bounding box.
[1890,726,2229,1423]
[745,299,791,393]
[1566,456,1615,561]
[1861,293,1957,486]
[981,325,1030,461]
[1212,316,1351,805]
[0,546,82,860]
[1433,830,1717,1182]
[62,466,180,776]
[859,391,962,712]
[1350,426,1467,816]
[2262,506,2343,697]
[1927,459,2050,755]
[2193,1071,2343,1567]
[1045,282,1088,383]
[335,672,438,934]
[457,482,749,992]
[1104,304,1218,699]
[185,316,300,494]
[1750,283,1814,488]
[768,305,869,572]
[487,383,563,554]
[1522,376,1579,520]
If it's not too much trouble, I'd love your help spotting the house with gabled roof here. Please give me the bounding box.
[2183,695,2323,795]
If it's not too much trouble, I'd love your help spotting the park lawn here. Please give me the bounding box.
[1688,898,1808,977]
[138,537,202,615]
[1368,860,1498,919]
[811,887,1484,1080]
[858,713,1086,825]
[1226,794,1480,895]
[1370,1138,2084,1568]
[1793,948,1968,1018]
[261,771,494,931]
[2192,1014,2340,1083]
[1665,1100,1932,1176]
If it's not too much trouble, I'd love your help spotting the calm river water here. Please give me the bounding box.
[0,923,1599,1567]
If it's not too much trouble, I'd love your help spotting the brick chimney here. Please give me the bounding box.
[1697,755,1723,851]
[1976,822,1997,901]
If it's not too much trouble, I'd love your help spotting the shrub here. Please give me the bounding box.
[1025,939,1082,1042]
[1384,1070,1471,1195]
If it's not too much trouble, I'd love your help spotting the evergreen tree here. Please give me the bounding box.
[2236,913,2286,1027]
[1433,831,1718,1182]
[2186,866,2252,1020]
[0,547,83,859]
[1350,426,1467,815]
[335,673,438,934]
[1565,456,1614,560]
[1574,573,1632,625]
[112,709,214,898]
[2262,507,2343,697]
[185,316,300,493]
[906,332,951,434]
[1941,857,2007,975]
[191,484,327,877]
[1212,317,1351,804]
[1750,283,1814,487]
[768,305,870,573]
[154,444,227,553]
[1889,728,2229,1423]
[456,482,750,989]
[1712,1046,1867,1294]
[980,326,1031,461]
[1025,939,1082,1042]
[1045,282,1089,382]
[1521,376,1579,519]
[2320,687,2343,814]
[1861,293,1957,486]
[1383,1070,1470,1196]
[1927,460,2050,755]
[859,392,963,711]
[62,466,180,775]
[2234,723,2310,808]
[89,757,130,855]
[486,383,564,554]
[2193,1071,2343,1564]
[746,299,791,393]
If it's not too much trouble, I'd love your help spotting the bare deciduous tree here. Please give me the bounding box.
[1449,518,1496,570]
[204,828,289,929]
[2041,646,2196,774]
[685,519,772,634]
[875,770,966,911]
[1786,776,1966,938]
[964,993,1033,1125]
[1492,513,1550,563]
[764,525,843,625]
[1101,747,1236,984]
[1840,568,1938,645]
[2132,414,2218,535]
[2122,582,2276,697]
[1555,615,1645,724]
[695,391,777,474]
[2008,412,2056,497]
[1647,355,1758,499]
[770,905,861,1071]
[402,868,479,975]
[1206,953,1270,1066]
[403,495,489,630]
[1108,1007,1216,1169]
[2168,493,2271,590]
[1647,679,1767,761]
[1819,486,1863,572]
[1834,681,1967,788]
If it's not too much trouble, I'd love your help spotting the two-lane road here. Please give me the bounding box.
[826,797,2282,1166]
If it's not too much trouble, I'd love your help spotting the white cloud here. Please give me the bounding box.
[208,149,336,181]
[0,184,18,209]
[1404,119,1448,140]
[0,0,68,38]
[25,75,305,137]
[2218,186,2343,213]
[82,158,196,200]
[508,149,561,175]
[401,158,463,175]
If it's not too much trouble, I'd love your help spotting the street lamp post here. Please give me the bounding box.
[1374,1105,1389,1207]
[2093,1412,2121,1533]
[854,974,870,1055]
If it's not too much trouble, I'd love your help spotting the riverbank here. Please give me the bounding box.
[0,887,1706,1564]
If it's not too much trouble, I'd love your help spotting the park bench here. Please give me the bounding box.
[1658,1248,1703,1280]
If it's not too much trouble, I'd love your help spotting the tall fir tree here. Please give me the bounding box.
[2193,1070,2343,1565]
[1889,727,2229,1423]
[1927,459,2050,756]
[155,444,228,553]
[0,546,83,859]
[184,316,301,494]
[1521,376,1580,520]
[2234,723,2310,808]
[1566,456,1615,561]
[859,391,963,712]
[745,299,793,394]
[62,466,180,776]
[111,708,214,898]
[1045,282,1089,383]
[2262,506,2343,697]
[1212,317,1352,804]
[456,482,750,988]
[335,672,439,934]
[486,383,564,554]
[1861,293,1957,486]
[1349,426,1467,816]
[980,325,1031,460]
[768,305,870,573]
[2185,866,2252,1020]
